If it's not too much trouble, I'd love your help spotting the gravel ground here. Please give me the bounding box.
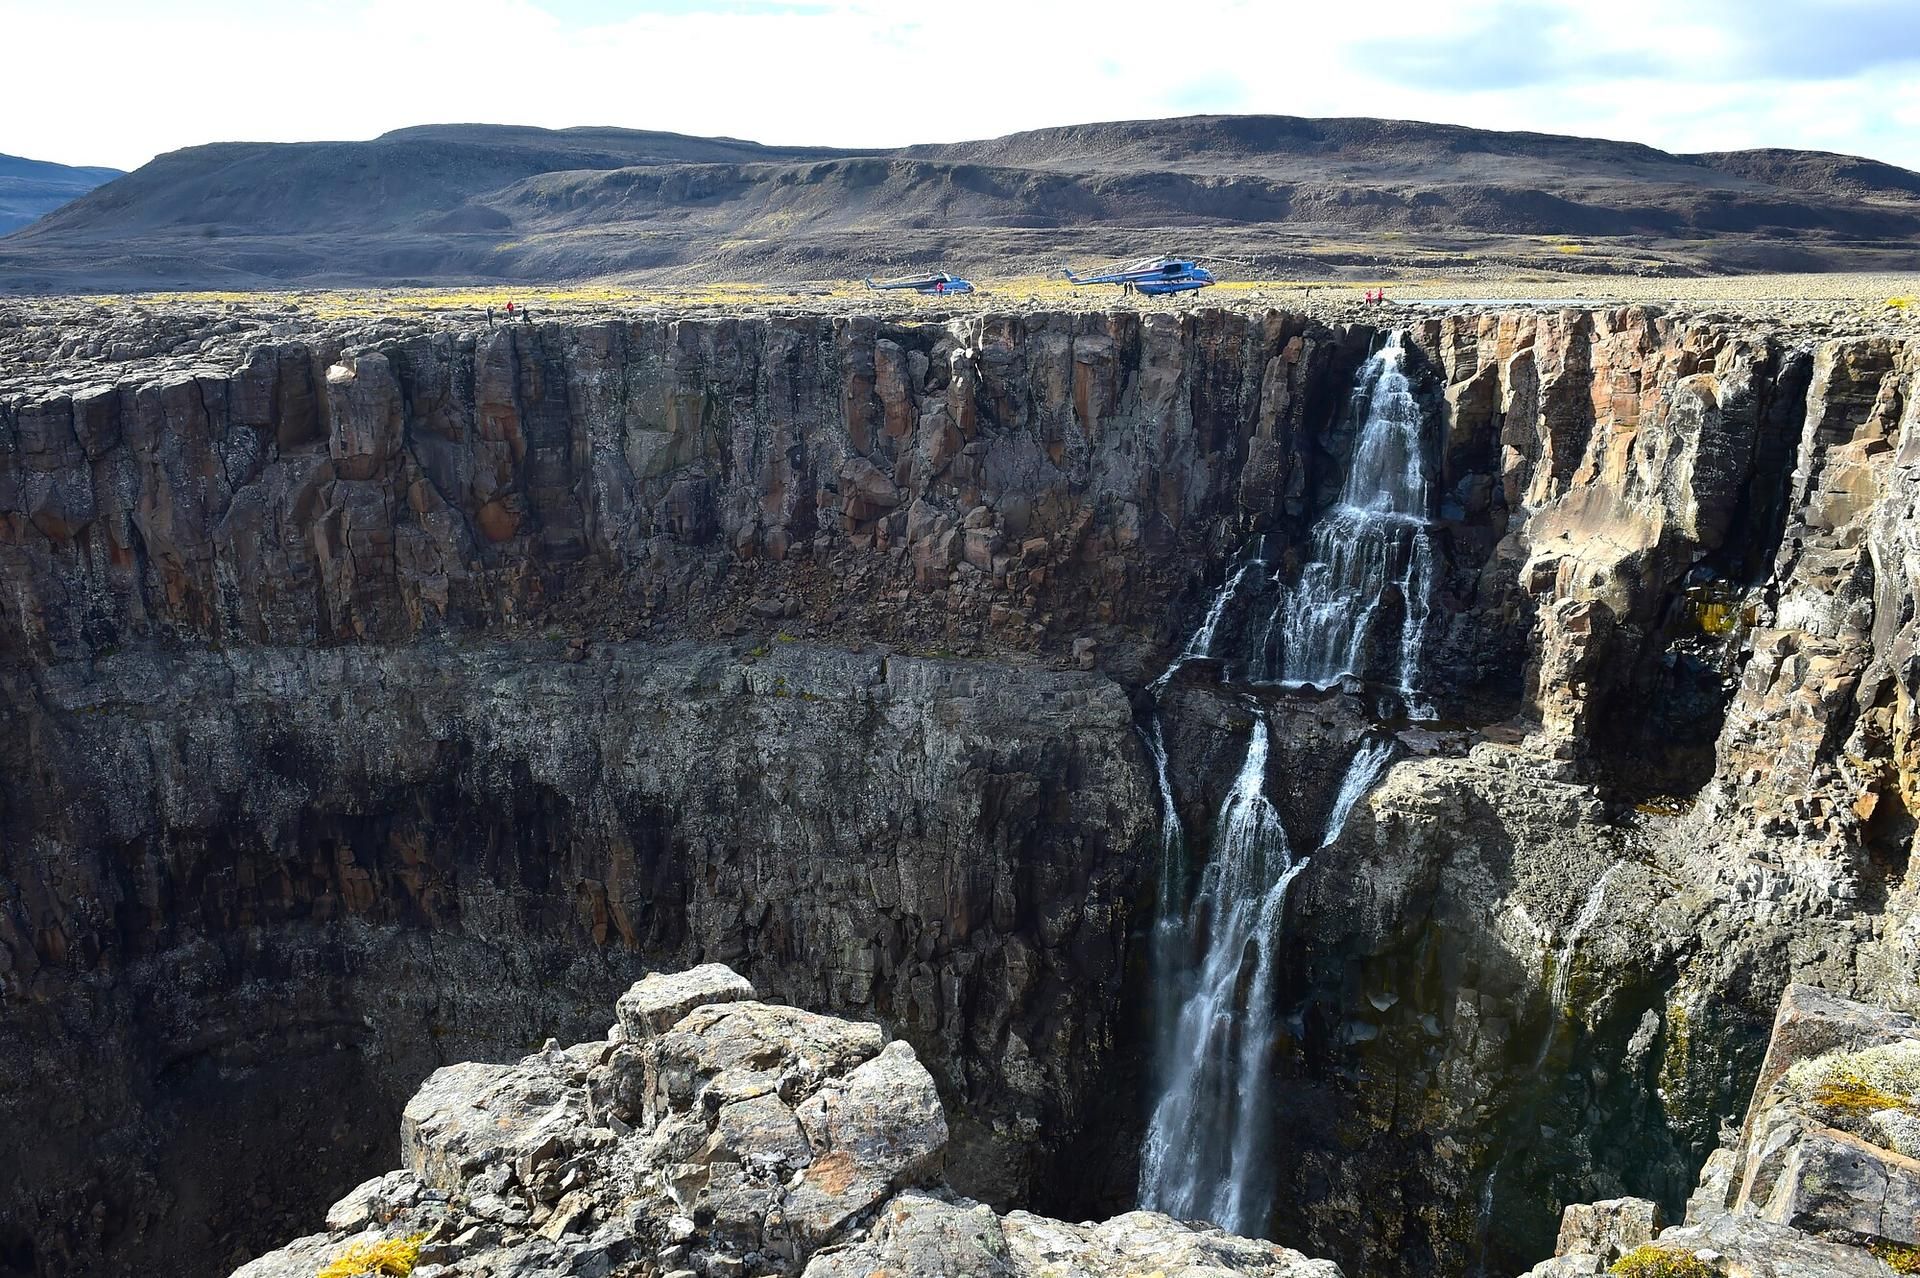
[4,271,1916,400]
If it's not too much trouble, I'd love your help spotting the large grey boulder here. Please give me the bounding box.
[1724,986,1920,1247]
[1000,1208,1345,1278]
[616,963,758,1041]
[1651,1213,1896,1278]
[1739,985,1920,1147]
[232,965,1344,1278]
[806,1193,1344,1278]
[1553,1197,1662,1262]
[1746,1118,1920,1243]
[1518,1257,1602,1277]
[802,1191,1014,1278]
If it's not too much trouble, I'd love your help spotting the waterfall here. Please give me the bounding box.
[1151,542,1267,694]
[1272,333,1437,715]
[1320,736,1392,849]
[1138,714,1295,1231]
[1140,717,1190,1059]
[1548,862,1625,1015]
[1137,330,1436,1236]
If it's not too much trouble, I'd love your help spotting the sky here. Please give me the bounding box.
[6,0,1920,173]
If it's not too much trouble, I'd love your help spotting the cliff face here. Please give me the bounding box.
[0,309,1359,1277]
[0,310,1369,665]
[4,304,1919,1278]
[1264,317,1920,1276]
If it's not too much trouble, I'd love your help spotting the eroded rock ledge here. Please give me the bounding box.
[232,964,1342,1278]
[1524,984,1920,1277]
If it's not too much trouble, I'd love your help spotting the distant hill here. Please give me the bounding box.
[0,153,123,235]
[4,117,1918,292]
[1688,148,1920,205]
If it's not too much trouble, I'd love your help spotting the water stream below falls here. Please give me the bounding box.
[1137,332,1439,1235]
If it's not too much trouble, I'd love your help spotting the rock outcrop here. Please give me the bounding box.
[1229,315,1920,1277]
[231,965,1343,1278]
[1528,984,1920,1277]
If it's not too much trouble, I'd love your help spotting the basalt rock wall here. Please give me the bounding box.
[1259,324,1920,1278]
[1,309,1367,1278]
[0,311,1374,671]
[2,307,1907,1278]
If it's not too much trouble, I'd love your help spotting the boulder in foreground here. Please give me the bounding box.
[231,965,1343,1278]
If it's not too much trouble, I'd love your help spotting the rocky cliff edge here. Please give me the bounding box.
[1524,983,1920,1277]
[231,963,1343,1278]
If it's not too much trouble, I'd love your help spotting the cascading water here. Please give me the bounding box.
[1137,331,1438,1236]
[1320,736,1393,848]
[1139,717,1191,1060]
[1138,716,1295,1231]
[1151,542,1268,694]
[1269,333,1437,714]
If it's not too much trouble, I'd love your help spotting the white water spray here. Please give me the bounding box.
[1548,862,1624,1016]
[1138,715,1296,1231]
[1320,736,1393,849]
[1137,334,1437,1236]
[1271,334,1437,714]
[1151,544,1267,694]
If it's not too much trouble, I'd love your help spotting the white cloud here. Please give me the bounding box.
[2,0,1916,171]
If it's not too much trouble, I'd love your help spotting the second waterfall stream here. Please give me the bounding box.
[1137,331,1437,1235]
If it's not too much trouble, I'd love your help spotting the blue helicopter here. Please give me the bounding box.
[1061,255,1217,295]
[863,272,976,296]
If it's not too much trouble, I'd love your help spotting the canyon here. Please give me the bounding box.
[3,299,1920,1278]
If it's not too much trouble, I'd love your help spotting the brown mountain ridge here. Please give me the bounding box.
[3,114,1918,291]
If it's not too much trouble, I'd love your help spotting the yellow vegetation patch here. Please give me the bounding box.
[1556,242,1587,254]
[1890,297,1914,310]
[1810,1075,1913,1116]
[1787,1040,1920,1106]
[315,1233,426,1278]
[87,282,877,319]
[1873,1240,1920,1274]
[1608,1244,1717,1278]
[1695,601,1738,636]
